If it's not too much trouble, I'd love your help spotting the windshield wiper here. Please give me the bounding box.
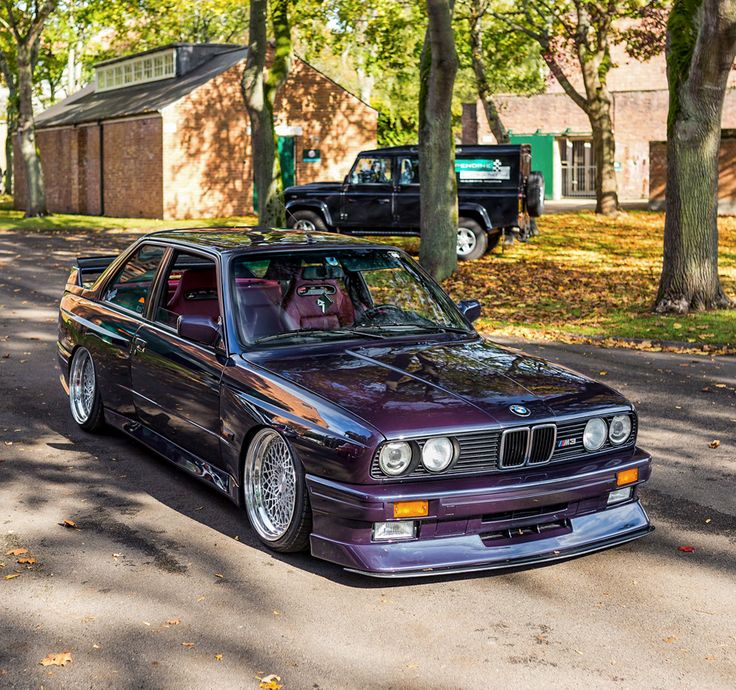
[253,327,386,345]
[362,323,473,335]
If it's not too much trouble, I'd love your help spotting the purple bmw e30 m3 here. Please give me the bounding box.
[57,228,653,577]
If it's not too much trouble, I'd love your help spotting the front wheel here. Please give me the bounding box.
[68,347,105,432]
[243,428,312,553]
[457,218,488,261]
[288,209,328,233]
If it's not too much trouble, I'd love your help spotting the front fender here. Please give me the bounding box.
[285,199,335,227]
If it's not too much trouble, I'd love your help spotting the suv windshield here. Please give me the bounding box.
[230,248,471,347]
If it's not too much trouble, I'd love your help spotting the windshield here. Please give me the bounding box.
[230,248,472,347]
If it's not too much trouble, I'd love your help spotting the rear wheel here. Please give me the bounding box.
[288,209,328,233]
[457,217,488,261]
[243,428,312,553]
[68,347,105,432]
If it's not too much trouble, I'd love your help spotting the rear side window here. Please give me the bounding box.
[103,244,165,314]
[455,156,518,185]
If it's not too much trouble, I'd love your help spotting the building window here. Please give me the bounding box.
[96,48,177,92]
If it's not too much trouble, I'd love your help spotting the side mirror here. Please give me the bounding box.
[457,299,481,323]
[177,315,220,346]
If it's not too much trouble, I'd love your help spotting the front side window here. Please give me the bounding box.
[348,157,393,184]
[103,244,165,314]
[230,248,469,347]
[154,251,220,330]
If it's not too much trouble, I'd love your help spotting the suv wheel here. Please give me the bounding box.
[288,210,328,233]
[527,172,545,217]
[457,218,488,261]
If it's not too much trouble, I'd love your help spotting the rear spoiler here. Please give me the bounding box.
[66,255,117,292]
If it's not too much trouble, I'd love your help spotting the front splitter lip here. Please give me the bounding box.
[344,524,654,579]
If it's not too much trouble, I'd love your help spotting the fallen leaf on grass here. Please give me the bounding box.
[663,635,677,643]
[714,383,727,389]
[708,440,720,449]
[214,654,223,661]
[40,652,72,667]
[5,548,28,556]
[598,370,607,376]
[4,573,20,580]
[17,557,35,565]
[259,674,283,690]
[214,573,224,578]
[60,519,79,529]
[678,545,696,553]
[181,642,195,648]
[166,619,181,626]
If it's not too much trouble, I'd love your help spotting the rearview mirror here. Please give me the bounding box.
[457,299,481,323]
[177,315,220,346]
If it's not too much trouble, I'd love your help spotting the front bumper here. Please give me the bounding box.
[306,447,653,577]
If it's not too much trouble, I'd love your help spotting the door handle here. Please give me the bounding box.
[132,336,147,354]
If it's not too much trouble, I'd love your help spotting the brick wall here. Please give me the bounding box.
[102,117,163,218]
[465,87,736,200]
[649,137,736,215]
[164,57,378,219]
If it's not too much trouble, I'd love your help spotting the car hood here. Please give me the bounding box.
[247,338,629,438]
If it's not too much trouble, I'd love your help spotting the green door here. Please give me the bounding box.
[252,136,296,210]
[509,133,554,200]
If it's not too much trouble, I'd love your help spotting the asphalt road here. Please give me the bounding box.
[0,227,734,690]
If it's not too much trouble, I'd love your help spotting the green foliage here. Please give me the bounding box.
[666,0,702,131]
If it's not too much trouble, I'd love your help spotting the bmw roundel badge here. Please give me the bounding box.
[509,404,530,417]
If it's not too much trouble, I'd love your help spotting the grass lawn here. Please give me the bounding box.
[2,195,734,352]
[444,211,736,352]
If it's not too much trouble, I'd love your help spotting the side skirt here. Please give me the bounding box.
[105,409,239,503]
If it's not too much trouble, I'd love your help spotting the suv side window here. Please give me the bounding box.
[398,157,419,185]
[349,156,393,184]
[103,244,165,314]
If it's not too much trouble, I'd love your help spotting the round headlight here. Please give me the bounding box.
[583,418,607,451]
[609,414,632,445]
[378,441,413,476]
[421,437,455,473]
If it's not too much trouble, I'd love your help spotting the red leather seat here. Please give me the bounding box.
[282,272,354,330]
[234,278,285,341]
[167,268,220,319]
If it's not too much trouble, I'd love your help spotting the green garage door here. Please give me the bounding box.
[509,133,554,200]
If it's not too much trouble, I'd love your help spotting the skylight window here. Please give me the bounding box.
[96,49,176,92]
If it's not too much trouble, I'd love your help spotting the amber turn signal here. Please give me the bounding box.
[616,467,639,486]
[393,500,429,519]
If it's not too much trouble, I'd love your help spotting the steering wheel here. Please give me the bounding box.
[357,304,406,325]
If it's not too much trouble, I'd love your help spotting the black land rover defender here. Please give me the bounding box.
[284,144,544,261]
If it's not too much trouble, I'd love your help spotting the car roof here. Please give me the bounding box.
[358,144,524,156]
[145,226,395,254]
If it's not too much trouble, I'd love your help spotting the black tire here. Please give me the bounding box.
[457,217,488,261]
[527,171,545,217]
[288,209,329,233]
[68,347,105,432]
[243,428,312,553]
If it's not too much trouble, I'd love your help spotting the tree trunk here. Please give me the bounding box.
[3,102,14,195]
[241,0,291,226]
[16,45,47,216]
[655,0,736,313]
[469,0,508,144]
[588,98,619,216]
[419,0,459,281]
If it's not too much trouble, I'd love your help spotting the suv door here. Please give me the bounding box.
[130,248,224,463]
[341,155,394,228]
[394,156,420,229]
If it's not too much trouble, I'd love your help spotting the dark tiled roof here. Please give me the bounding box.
[36,46,246,129]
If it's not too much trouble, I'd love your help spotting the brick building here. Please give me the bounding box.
[13,44,377,218]
[462,47,736,202]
